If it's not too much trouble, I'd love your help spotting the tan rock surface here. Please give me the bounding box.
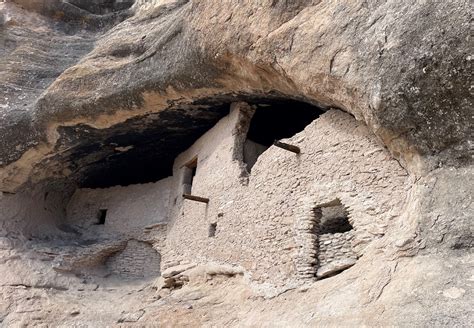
[0,0,472,327]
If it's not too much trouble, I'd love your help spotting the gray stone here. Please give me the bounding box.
[316,259,357,279]
[161,263,196,279]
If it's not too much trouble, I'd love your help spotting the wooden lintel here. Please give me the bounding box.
[183,194,209,204]
[273,140,301,154]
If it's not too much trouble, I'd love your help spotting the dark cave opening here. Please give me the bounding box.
[57,96,326,189]
[96,209,107,225]
[63,103,231,189]
[243,100,325,171]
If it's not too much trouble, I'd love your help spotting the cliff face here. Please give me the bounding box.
[0,0,472,326]
[1,0,471,191]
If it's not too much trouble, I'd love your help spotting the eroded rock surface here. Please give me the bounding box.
[1,0,471,192]
[0,0,472,327]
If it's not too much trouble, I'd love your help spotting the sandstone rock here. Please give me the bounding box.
[0,1,471,327]
[0,237,13,250]
[442,287,466,299]
[316,258,357,279]
[0,0,471,191]
[204,264,244,277]
[118,309,145,323]
[161,263,196,279]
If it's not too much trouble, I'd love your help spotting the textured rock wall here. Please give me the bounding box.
[0,183,74,238]
[1,0,470,193]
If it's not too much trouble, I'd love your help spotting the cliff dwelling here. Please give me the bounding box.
[60,99,404,287]
[0,0,471,326]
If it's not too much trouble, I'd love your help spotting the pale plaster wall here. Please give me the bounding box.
[164,103,251,258]
[162,107,411,287]
[66,177,172,236]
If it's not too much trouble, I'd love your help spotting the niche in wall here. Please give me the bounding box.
[319,204,353,234]
[243,100,325,171]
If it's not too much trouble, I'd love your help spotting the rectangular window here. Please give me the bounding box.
[97,209,107,225]
[182,157,198,195]
[208,223,217,237]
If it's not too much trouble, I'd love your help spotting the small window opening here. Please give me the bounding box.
[312,200,357,279]
[182,158,198,195]
[97,209,107,225]
[243,100,324,171]
[208,223,217,237]
[319,205,353,234]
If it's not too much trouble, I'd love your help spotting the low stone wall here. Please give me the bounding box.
[318,231,356,266]
[106,240,161,279]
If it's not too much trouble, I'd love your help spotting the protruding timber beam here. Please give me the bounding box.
[273,140,301,154]
[183,194,210,204]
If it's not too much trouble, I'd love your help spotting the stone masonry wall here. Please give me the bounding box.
[67,178,172,235]
[106,240,161,279]
[318,231,356,266]
[162,106,412,287]
[65,105,411,287]
[65,179,170,277]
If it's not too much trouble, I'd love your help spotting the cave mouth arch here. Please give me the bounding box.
[61,97,326,189]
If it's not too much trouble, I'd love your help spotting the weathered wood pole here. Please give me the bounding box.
[273,140,301,154]
[183,194,210,204]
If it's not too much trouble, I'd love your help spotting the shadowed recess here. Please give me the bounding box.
[52,98,325,189]
[56,104,231,188]
[247,100,325,146]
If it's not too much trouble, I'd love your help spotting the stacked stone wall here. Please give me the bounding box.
[294,206,320,279]
[67,106,411,287]
[106,240,161,279]
[318,231,356,266]
[163,107,411,286]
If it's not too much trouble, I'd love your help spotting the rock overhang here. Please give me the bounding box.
[52,102,232,188]
[0,1,472,326]
[0,0,472,193]
[32,94,327,189]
